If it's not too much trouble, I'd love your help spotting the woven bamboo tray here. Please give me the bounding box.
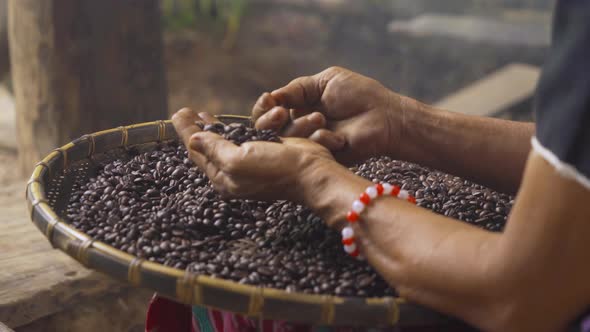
[25,115,465,328]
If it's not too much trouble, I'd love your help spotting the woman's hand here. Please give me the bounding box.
[171,108,337,202]
[252,66,415,165]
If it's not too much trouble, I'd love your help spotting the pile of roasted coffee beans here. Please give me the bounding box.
[352,158,512,232]
[65,123,512,297]
[199,122,280,145]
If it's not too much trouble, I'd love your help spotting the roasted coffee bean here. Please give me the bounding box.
[65,123,512,298]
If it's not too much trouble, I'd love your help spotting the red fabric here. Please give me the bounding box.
[210,309,224,331]
[146,295,193,332]
[146,294,471,332]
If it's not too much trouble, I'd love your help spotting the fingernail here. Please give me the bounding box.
[189,133,202,148]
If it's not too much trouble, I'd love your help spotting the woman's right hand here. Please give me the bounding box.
[252,67,415,165]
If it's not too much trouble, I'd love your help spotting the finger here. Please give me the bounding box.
[186,148,210,174]
[254,106,290,130]
[198,112,222,124]
[290,108,311,120]
[308,129,346,151]
[271,67,343,110]
[189,131,239,171]
[270,75,321,110]
[283,112,326,137]
[252,92,277,121]
[196,162,237,199]
[171,107,203,148]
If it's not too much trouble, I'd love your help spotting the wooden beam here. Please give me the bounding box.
[433,63,540,117]
[0,186,129,329]
[15,289,152,332]
[0,0,7,79]
[0,321,14,332]
[388,14,551,47]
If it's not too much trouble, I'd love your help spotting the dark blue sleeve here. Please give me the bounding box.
[534,0,590,181]
[537,2,590,331]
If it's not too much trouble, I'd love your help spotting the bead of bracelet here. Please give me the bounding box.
[342,182,416,258]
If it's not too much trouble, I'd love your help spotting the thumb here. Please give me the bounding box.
[309,129,346,151]
[171,108,202,149]
[271,75,322,110]
[271,67,343,111]
[189,132,238,169]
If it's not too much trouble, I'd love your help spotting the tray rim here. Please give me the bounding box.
[25,116,458,328]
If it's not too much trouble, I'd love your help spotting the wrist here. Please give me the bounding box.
[388,93,449,165]
[297,158,371,228]
[384,91,424,160]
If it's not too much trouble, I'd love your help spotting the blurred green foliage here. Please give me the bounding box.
[161,0,197,30]
[161,0,247,48]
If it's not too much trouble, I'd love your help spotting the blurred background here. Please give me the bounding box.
[0,0,552,178]
[160,0,550,116]
[0,0,552,331]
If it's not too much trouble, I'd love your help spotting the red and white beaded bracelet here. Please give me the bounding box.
[341,183,417,258]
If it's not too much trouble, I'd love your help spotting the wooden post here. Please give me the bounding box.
[8,0,168,175]
[0,0,8,79]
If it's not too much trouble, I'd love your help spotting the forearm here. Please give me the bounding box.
[395,96,534,194]
[302,155,590,331]
[301,163,502,327]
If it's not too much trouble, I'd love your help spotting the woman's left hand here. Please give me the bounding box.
[171,108,337,202]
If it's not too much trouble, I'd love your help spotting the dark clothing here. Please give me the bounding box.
[535,0,590,182]
[534,1,590,331]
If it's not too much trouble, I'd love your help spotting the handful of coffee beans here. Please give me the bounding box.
[65,122,512,297]
[199,122,280,145]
